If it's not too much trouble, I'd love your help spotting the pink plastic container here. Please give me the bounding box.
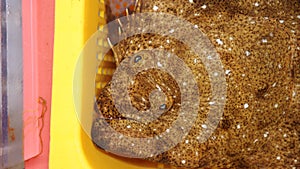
[22,0,54,168]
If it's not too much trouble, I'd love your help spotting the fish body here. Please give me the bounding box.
[93,0,300,168]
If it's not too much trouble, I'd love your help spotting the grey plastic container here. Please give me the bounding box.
[0,0,24,168]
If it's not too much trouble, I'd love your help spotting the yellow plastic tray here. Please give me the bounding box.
[50,0,160,168]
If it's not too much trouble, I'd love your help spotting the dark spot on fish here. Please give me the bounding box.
[219,117,231,130]
[256,83,269,99]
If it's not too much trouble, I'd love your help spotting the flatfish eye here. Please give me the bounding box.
[159,103,167,110]
[134,55,142,63]
[131,50,152,65]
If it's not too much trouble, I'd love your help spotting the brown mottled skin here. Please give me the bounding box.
[92,0,300,168]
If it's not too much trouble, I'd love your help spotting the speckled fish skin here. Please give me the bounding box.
[92,0,300,168]
[108,0,135,17]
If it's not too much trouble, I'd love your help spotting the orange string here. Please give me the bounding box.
[37,97,47,154]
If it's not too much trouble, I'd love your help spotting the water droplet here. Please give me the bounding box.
[216,38,223,45]
[244,103,249,109]
[262,39,268,43]
[201,124,208,129]
[209,101,215,105]
[225,70,231,75]
[169,29,175,33]
[277,156,281,160]
[153,5,159,11]
[237,124,241,129]
[157,62,163,67]
[185,140,189,144]
[156,85,162,91]
[201,4,207,9]
[279,20,284,23]
[245,50,251,56]
[254,2,259,6]
[181,160,186,164]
